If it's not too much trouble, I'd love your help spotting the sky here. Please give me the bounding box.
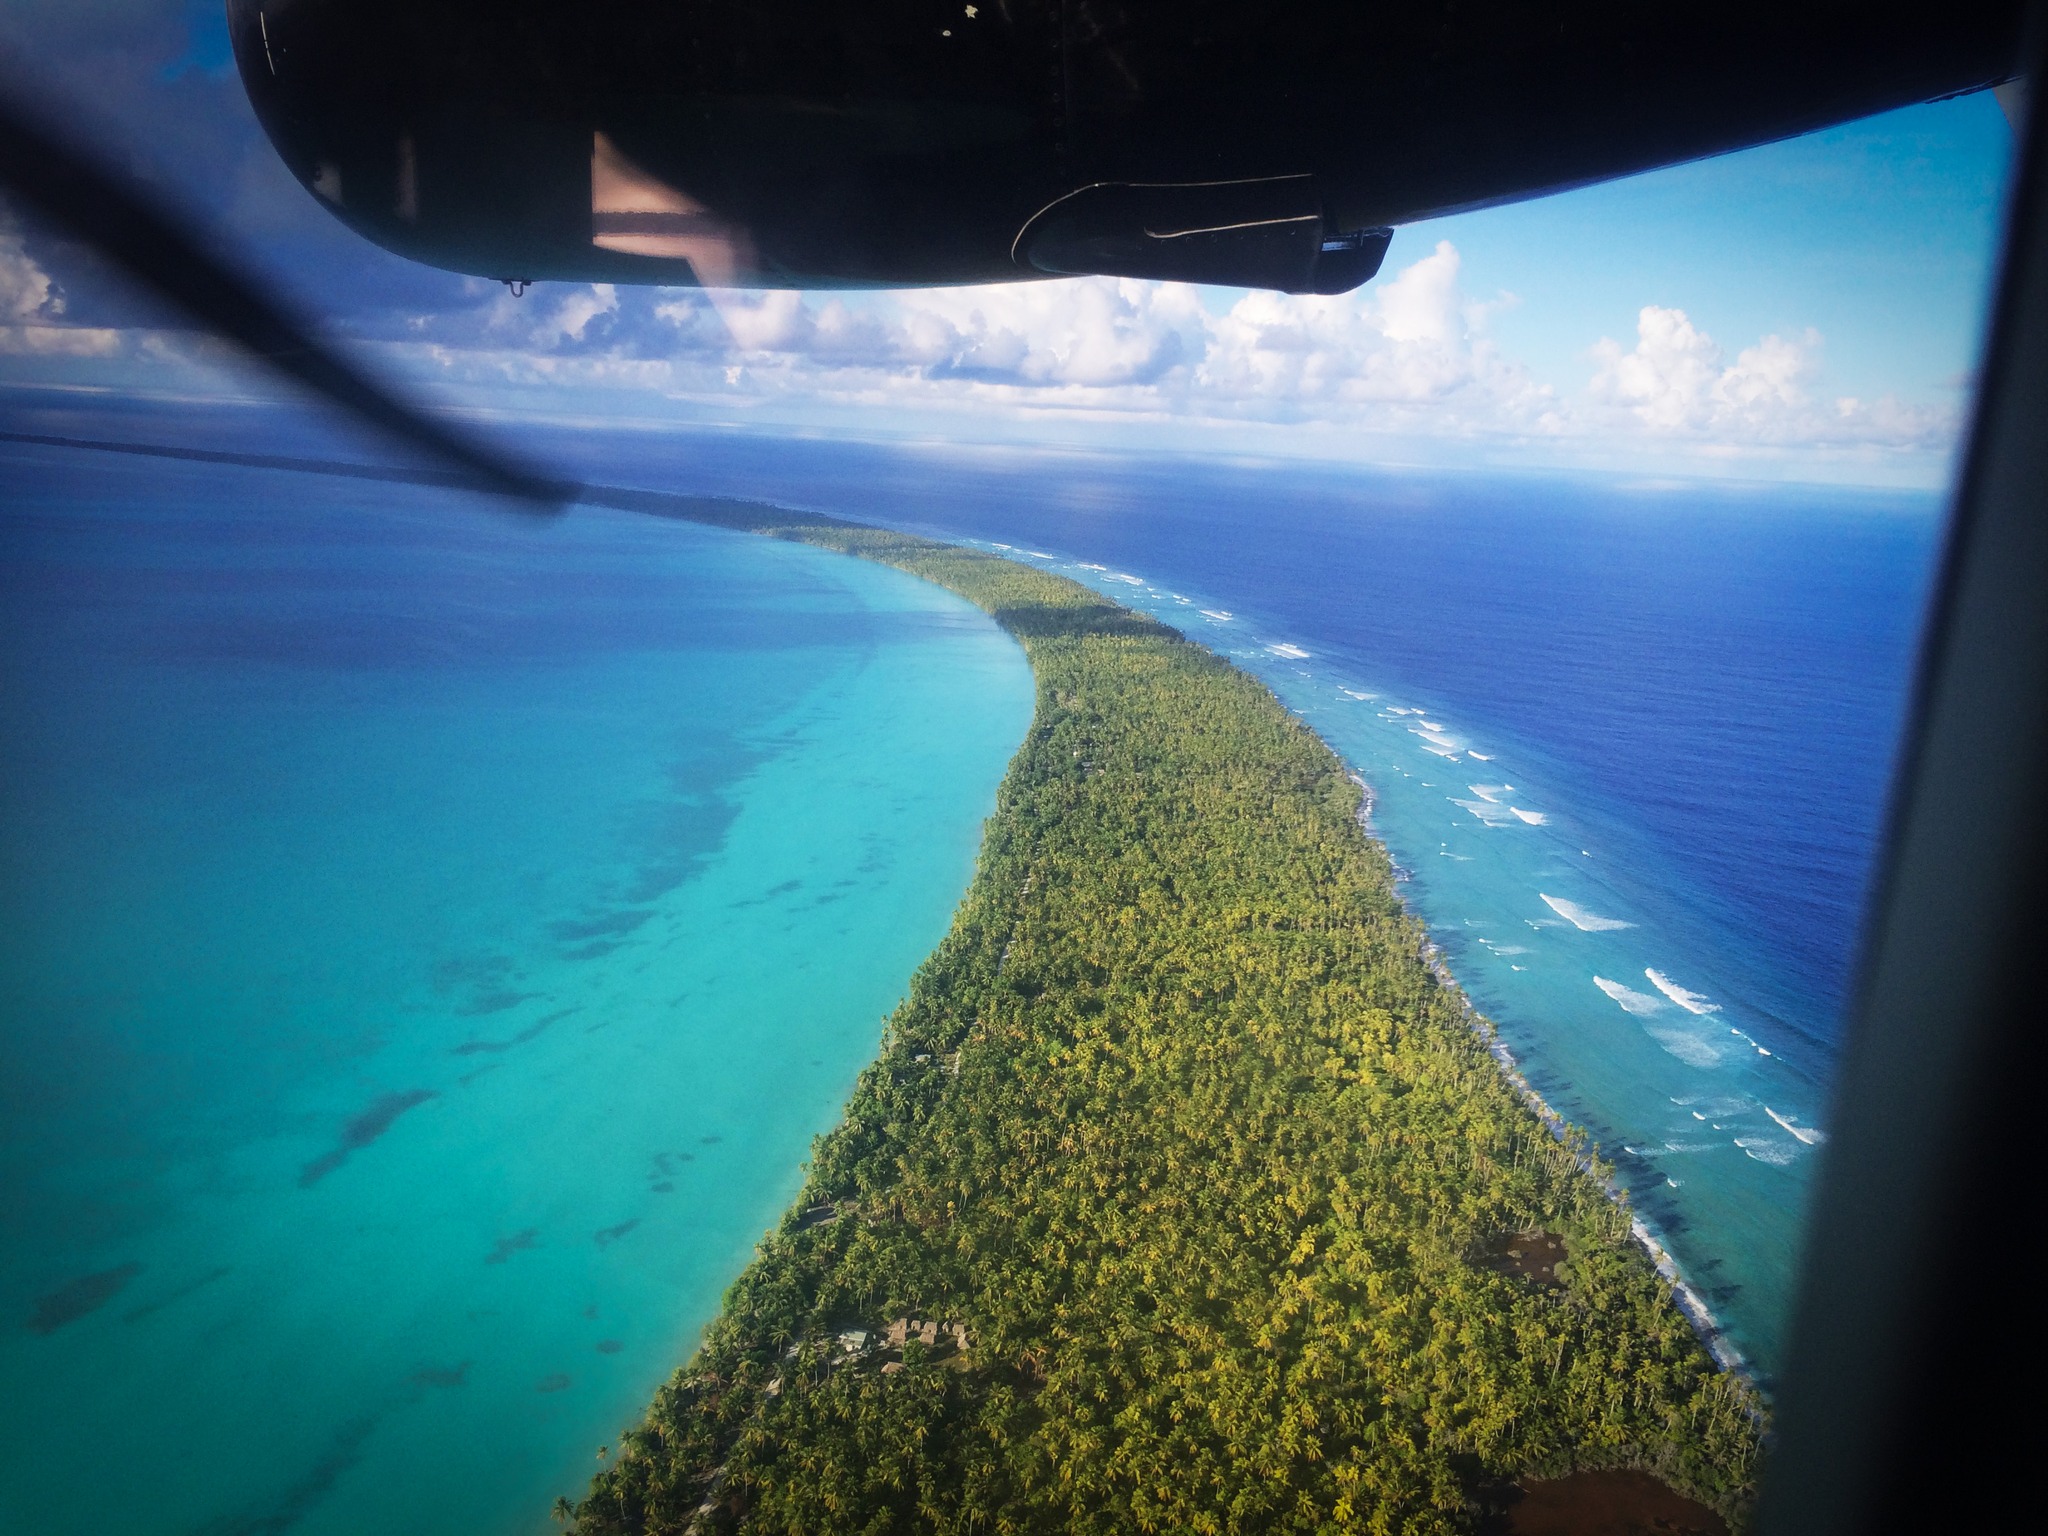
[0,2,2019,488]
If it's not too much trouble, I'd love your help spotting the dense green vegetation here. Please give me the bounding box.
[563,514,1762,1535]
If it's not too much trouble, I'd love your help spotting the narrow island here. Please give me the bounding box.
[559,503,1763,1534]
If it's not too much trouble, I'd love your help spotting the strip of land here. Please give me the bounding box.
[0,434,1760,1531]
[565,520,1762,1535]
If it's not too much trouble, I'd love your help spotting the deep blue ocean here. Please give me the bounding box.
[526,423,1945,1379]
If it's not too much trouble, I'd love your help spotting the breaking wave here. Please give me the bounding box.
[1595,976,1664,1015]
[1736,1136,1797,1167]
[1540,894,1634,931]
[1765,1107,1827,1146]
[1646,968,1720,1014]
[1679,1096,1752,1119]
[1454,797,1523,827]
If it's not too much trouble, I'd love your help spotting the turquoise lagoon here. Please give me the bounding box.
[0,443,1033,1534]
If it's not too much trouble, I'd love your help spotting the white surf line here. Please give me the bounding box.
[1630,1217,1750,1377]
[1349,772,1378,831]
[1765,1106,1827,1146]
[1419,954,1753,1386]
[1115,594,1751,1385]
[1454,797,1523,827]
[1646,968,1720,1015]
[1540,893,1634,931]
[1595,975,1665,1015]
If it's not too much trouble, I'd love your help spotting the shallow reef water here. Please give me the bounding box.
[0,441,1033,1534]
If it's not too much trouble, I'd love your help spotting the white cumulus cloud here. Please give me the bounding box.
[0,226,122,356]
[578,243,1549,435]
[1199,242,1550,426]
[379,258,1951,473]
[1,215,1968,479]
[1588,304,1952,451]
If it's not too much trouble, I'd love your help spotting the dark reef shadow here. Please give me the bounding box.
[451,1006,579,1056]
[299,1090,437,1187]
[122,1265,232,1324]
[458,989,542,1017]
[486,1228,539,1264]
[187,1414,382,1536]
[432,953,519,994]
[548,909,652,943]
[187,1358,471,1534]
[27,1262,142,1335]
